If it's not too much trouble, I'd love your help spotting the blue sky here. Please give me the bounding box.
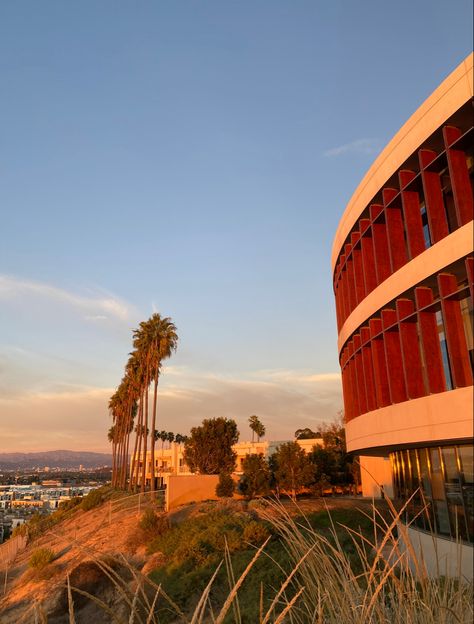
[1,1,472,451]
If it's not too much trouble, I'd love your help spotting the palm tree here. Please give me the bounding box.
[108,312,177,492]
[248,415,266,443]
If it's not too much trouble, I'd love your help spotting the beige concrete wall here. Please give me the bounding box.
[359,456,394,498]
[165,474,220,511]
[405,526,473,579]
[337,223,473,353]
[346,387,473,454]
[332,53,473,270]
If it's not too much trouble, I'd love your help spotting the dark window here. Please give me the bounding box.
[436,309,453,390]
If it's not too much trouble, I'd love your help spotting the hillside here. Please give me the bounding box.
[0,490,156,623]
[0,493,384,623]
[1,494,468,624]
[0,450,112,470]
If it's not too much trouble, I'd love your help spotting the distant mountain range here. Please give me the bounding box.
[0,450,113,470]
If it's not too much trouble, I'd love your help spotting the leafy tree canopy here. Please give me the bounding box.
[273,442,315,501]
[238,453,271,499]
[183,417,239,474]
[215,472,235,497]
[294,427,321,440]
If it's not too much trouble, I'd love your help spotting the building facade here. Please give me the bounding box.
[332,55,473,576]
[134,436,324,487]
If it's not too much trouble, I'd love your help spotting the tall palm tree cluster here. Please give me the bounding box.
[108,313,178,492]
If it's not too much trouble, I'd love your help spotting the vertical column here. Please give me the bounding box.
[351,232,365,304]
[338,254,348,323]
[415,287,447,394]
[347,341,360,418]
[370,204,391,283]
[466,257,474,302]
[360,219,377,293]
[443,126,474,226]
[342,348,355,423]
[419,149,449,243]
[334,265,343,331]
[382,309,408,404]
[369,318,391,408]
[383,188,407,272]
[399,170,426,259]
[396,298,425,399]
[438,273,473,388]
[340,349,351,421]
[345,243,357,314]
[335,288,342,331]
[360,326,377,411]
[353,334,368,415]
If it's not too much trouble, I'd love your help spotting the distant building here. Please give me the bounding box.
[134,437,324,488]
[332,55,473,577]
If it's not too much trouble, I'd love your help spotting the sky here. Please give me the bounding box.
[1,1,472,452]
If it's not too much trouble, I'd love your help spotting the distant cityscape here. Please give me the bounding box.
[0,457,112,543]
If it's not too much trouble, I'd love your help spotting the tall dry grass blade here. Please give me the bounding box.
[272,586,305,624]
[145,589,161,624]
[214,537,271,624]
[69,586,125,624]
[224,538,241,624]
[261,545,315,624]
[67,573,76,624]
[190,561,223,624]
[128,579,141,624]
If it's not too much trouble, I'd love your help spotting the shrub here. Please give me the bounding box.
[215,472,235,498]
[139,508,168,536]
[81,489,103,511]
[11,523,28,538]
[242,520,270,546]
[29,548,55,570]
[58,497,82,512]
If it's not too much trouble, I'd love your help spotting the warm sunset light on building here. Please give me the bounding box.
[332,54,473,577]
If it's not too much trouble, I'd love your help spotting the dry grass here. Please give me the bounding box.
[8,498,474,623]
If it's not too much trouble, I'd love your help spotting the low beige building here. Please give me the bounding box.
[134,437,324,488]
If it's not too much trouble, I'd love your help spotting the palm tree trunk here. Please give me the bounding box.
[141,384,149,492]
[150,372,159,495]
[120,401,131,488]
[111,441,117,487]
[128,419,140,492]
[134,394,144,491]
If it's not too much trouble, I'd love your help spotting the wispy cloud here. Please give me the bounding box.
[324,138,381,158]
[0,274,134,322]
[0,366,343,452]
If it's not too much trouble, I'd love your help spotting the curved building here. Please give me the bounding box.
[332,54,473,576]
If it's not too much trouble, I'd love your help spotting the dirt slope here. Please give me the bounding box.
[0,499,151,623]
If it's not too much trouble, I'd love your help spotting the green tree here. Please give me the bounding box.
[184,417,239,474]
[314,415,360,489]
[294,427,321,440]
[238,454,271,499]
[272,442,315,501]
[248,415,266,442]
[215,472,235,497]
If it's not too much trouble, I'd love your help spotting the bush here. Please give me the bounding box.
[242,520,271,546]
[29,548,55,570]
[11,523,28,538]
[139,508,168,536]
[215,472,235,498]
[58,497,82,512]
[81,489,103,511]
